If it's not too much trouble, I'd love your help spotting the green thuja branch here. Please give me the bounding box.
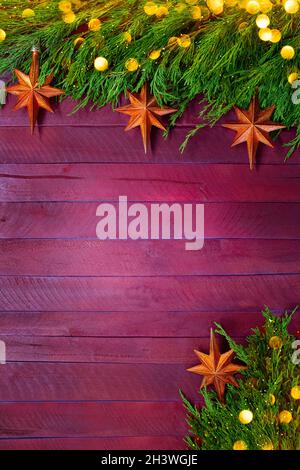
[1,1,300,155]
[182,307,300,450]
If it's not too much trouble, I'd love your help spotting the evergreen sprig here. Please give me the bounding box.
[181,307,300,450]
[1,1,300,156]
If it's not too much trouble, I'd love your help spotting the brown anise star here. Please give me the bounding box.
[7,49,64,134]
[187,329,246,402]
[222,97,285,169]
[116,83,177,153]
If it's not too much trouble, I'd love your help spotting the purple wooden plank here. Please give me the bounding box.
[2,336,245,363]
[0,402,186,438]
[0,436,186,450]
[1,239,300,276]
[0,125,296,164]
[1,202,300,239]
[0,363,200,401]
[0,163,300,202]
[0,310,269,337]
[0,274,299,312]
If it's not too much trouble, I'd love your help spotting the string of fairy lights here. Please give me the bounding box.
[0,0,299,83]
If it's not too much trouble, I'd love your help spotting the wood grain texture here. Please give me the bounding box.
[0,436,185,450]
[0,402,186,438]
[0,127,297,165]
[0,274,299,312]
[1,239,300,276]
[1,96,299,450]
[0,310,269,337]
[1,163,300,203]
[2,336,244,363]
[0,363,200,401]
[1,202,300,239]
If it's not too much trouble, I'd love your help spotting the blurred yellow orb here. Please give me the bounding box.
[149,49,161,60]
[269,335,283,348]
[256,14,270,28]
[268,394,276,405]
[0,29,6,41]
[156,5,169,16]
[72,0,82,8]
[144,2,158,15]
[63,11,76,23]
[246,0,260,14]
[239,410,253,424]
[22,8,35,18]
[88,18,101,31]
[270,29,282,43]
[168,36,178,46]
[123,32,132,43]
[177,34,191,47]
[238,21,248,31]
[191,5,202,18]
[94,56,109,72]
[207,0,224,14]
[58,1,72,12]
[261,441,274,450]
[281,46,295,60]
[233,440,248,450]
[291,385,300,399]
[284,0,299,13]
[260,0,273,12]
[259,27,272,41]
[125,58,139,72]
[278,410,293,424]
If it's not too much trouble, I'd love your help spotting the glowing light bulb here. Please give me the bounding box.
[256,14,270,28]
[258,27,272,41]
[245,0,260,14]
[284,0,299,13]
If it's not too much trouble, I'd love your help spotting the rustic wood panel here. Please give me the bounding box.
[2,335,244,363]
[1,239,299,276]
[1,164,300,202]
[0,274,299,312]
[0,363,199,401]
[0,127,296,165]
[1,96,299,450]
[1,202,300,239]
[0,402,186,438]
[0,310,269,337]
[0,436,185,450]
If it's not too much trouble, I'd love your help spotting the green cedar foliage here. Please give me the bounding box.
[1,1,300,156]
[181,307,300,450]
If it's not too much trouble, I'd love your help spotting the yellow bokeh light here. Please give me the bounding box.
[245,0,260,14]
[284,0,299,13]
[258,27,272,41]
[281,45,295,60]
[88,18,101,31]
[125,58,139,72]
[256,14,270,28]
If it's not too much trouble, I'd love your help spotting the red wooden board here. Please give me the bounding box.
[0,402,186,438]
[0,97,299,450]
[0,310,268,337]
[0,274,299,312]
[1,164,300,202]
[1,239,300,276]
[1,202,300,239]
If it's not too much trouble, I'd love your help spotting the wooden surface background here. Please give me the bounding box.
[0,95,299,450]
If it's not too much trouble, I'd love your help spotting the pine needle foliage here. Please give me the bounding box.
[1,1,300,156]
[181,307,300,450]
